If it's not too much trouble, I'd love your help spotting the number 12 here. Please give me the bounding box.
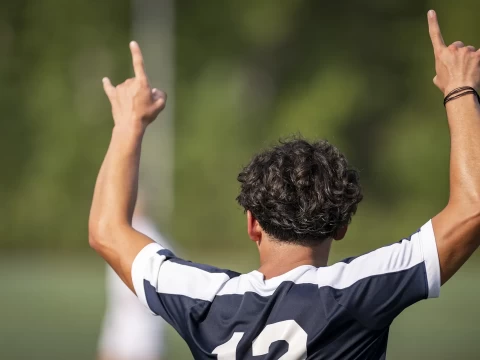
[212,320,307,360]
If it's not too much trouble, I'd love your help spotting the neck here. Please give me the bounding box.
[257,238,333,279]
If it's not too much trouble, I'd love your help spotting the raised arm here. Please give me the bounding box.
[427,10,480,284]
[88,41,166,292]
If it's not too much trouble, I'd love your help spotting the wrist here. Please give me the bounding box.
[112,123,145,138]
[444,86,480,108]
[445,92,480,111]
[443,84,479,97]
[111,124,145,147]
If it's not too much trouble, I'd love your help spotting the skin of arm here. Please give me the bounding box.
[88,41,166,293]
[427,10,480,284]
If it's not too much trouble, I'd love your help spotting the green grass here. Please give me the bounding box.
[0,252,478,359]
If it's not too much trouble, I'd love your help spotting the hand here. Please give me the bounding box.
[102,41,166,131]
[428,10,480,96]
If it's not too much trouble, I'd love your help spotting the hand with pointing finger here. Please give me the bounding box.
[102,41,166,132]
[428,10,480,96]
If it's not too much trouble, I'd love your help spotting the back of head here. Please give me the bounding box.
[236,137,363,246]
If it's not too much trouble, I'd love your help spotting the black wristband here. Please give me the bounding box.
[444,86,480,106]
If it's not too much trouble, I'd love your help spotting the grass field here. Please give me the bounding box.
[0,252,479,359]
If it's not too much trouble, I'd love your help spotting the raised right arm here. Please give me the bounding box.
[427,10,480,285]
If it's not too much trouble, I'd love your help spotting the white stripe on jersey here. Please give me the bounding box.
[132,244,232,302]
[218,228,427,297]
[132,220,440,305]
[154,261,231,301]
[419,220,441,297]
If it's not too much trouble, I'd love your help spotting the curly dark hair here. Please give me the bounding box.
[236,137,363,246]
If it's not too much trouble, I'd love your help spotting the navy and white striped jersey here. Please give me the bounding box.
[132,220,440,360]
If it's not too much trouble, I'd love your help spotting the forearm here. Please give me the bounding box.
[90,126,142,228]
[446,95,480,204]
[433,94,480,283]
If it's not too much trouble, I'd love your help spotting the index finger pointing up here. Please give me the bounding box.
[130,41,148,82]
[428,10,446,52]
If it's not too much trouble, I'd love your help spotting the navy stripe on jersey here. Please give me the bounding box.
[132,220,441,360]
[144,280,209,338]
[333,262,428,330]
[146,278,392,359]
[157,249,175,259]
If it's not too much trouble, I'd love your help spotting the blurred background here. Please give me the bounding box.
[1,0,480,359]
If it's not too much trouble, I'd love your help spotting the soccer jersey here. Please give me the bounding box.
[132,220,440,360]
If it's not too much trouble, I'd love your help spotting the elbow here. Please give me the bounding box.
[445,200,480,226]
[449,190,480,210]
[88,229,101,253]
[88,217,130,254]
[88,218,111,253]
[467,207,480,225]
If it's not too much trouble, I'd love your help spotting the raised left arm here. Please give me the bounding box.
[89,41,167,293]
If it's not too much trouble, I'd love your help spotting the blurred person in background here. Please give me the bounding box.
[97,191,174,360]
[90,11,480,359]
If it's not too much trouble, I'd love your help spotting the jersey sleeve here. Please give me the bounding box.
[330,220,441,330]
[131,243,240,338]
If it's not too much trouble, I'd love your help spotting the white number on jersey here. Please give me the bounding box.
[212,320,307,360]
[212,332,244,360]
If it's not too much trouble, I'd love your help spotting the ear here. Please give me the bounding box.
[247,210,262,242]
[333,225,348,241]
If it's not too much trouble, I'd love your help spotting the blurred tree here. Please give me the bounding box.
[0,0,131,249]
